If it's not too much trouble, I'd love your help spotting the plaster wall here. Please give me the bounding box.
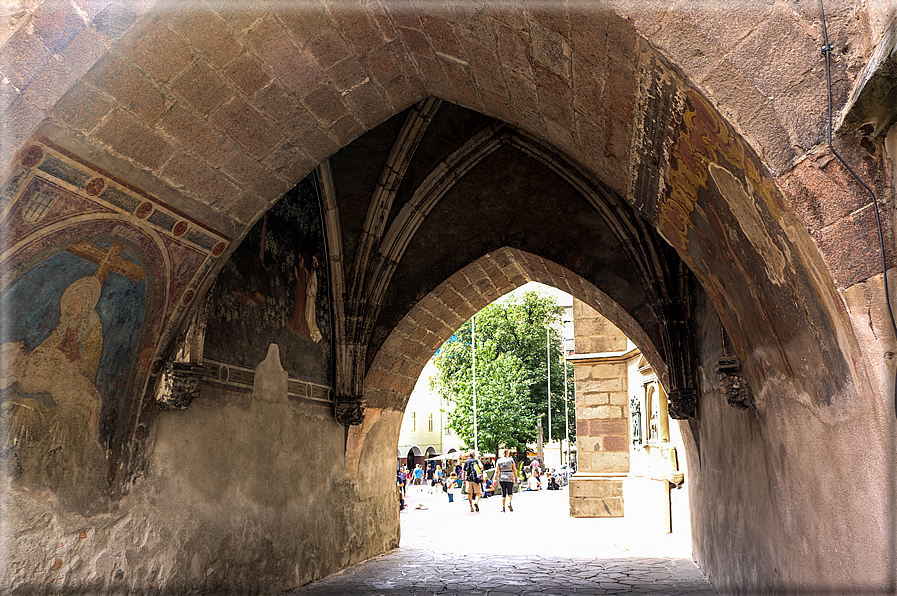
[686,292,895,594]
[0,347,402,594]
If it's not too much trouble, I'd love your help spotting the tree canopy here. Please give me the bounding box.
[432,290,575,460]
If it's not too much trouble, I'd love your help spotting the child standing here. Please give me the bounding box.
[447,472,459,503]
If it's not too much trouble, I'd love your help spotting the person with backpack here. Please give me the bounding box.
[462,450,484,512]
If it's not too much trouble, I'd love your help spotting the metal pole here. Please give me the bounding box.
[472,315,478,455]
[564,356,569,467]
[547,326,551,448]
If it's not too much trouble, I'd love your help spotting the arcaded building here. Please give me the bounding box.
[1,1,896,593]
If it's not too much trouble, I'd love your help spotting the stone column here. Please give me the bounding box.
[568,299,632,517]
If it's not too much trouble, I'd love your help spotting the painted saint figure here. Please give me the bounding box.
[1,276,107,505]
[288,255,311,340]
[35,276,104,383]
[306,254,322,343]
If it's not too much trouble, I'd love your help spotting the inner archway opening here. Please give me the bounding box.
[394,280,693,558]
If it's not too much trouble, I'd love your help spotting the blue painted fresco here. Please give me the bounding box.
[0,242,147,437]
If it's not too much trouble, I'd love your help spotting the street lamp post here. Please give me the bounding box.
[472,314,478,455]
[563,353,569,467]
[546,326,551,453]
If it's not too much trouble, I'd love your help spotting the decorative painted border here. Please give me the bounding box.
[201,358,333,408]
[2,136,234,376]
[4,135,230,254]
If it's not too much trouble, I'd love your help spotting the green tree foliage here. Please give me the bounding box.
[433,291,575,459]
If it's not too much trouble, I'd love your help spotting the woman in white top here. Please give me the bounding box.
[492,449,519,512]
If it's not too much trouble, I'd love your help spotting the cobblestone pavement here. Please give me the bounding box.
[284,484,718,595]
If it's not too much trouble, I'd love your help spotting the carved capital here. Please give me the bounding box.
[667,388,698,420]
[334,396,365,426]
[155,362,204,410]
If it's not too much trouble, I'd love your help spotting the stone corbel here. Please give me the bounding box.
[155,301,207,410]
[716,330,754,409]
[667,388,698,420]
[334,396,365,426]
[333,342,366,426]
[155,361,204,410]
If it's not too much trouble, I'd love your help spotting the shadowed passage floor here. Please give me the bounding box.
[284,483,718,595]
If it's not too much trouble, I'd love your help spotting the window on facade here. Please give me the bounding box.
[411,412,416,431]
[428,413,434,432]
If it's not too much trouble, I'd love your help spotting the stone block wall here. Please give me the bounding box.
[569,298,632,517]
[574,361,630,473]
[569,473,625,517]
[573,299,628,354]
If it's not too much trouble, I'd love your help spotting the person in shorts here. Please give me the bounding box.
[493,449,519,512]
[462,450,483,512]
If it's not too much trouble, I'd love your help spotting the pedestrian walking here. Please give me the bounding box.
[462,450,484,512]
[425,463,434,490]
[493,449,519,512]
[433,465,443,493]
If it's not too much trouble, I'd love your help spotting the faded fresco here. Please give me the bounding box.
[0,138,229,509]
[653,87,851,400]
[204,176,332,387]
[1,246,147,505]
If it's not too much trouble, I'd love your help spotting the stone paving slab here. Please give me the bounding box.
[284,550,718,595]
[284,485,717,595]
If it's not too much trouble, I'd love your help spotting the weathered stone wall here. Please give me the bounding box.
[0,347,401,594]
[684,290,894,593]
[2,2,897,594]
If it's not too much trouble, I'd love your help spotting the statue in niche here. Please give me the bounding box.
[629,395,642,446]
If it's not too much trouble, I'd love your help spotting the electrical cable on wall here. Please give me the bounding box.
[819,0,897,417]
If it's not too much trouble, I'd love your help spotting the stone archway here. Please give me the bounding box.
[3,2,895,594]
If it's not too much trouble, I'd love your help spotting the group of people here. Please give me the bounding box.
[461,449,520,513]
[397,451,572,512]
[397,462,447,497]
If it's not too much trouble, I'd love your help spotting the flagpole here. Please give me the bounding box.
[563,353,569,466]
